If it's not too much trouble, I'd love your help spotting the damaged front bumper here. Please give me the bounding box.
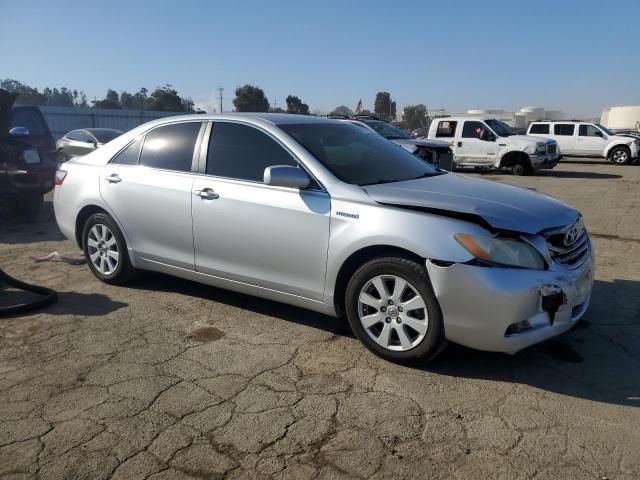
[425,252,594,353]
[529,153,560,170]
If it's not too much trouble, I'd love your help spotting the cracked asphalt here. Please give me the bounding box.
[1,158,639,479]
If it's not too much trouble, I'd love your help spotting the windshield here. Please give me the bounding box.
[595,124,615,136]
[485,119,514,137]
[90,129,122,143]
[362,120,412,140]
[280,123,439,186]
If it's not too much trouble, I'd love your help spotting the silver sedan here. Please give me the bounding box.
[53,114,594,363]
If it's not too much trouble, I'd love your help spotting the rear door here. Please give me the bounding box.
[191,121,330,300]
[100,121,204,269]
[455,120,498,165]
[576,124,607,155]
[552,123,576,153]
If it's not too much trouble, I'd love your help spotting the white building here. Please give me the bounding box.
[601,106,640,130]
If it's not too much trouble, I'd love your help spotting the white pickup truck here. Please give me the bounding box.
[527,121,639,165]
[427,117,559,175]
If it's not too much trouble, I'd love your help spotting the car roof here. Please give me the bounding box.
[529,120,589,124]
[149,112,337,126]
[432,117,497,122]
[85,128,123,134]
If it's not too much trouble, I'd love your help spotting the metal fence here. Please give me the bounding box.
[40,106,188,139]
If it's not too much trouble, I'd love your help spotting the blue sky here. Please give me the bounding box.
[2,0,638,117]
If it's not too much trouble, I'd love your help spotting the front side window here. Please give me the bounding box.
[554,124,575,136]
[484,119,513,136]
[462,121,487,139]
[529,124,550,134]
[579,125,602,137]
[67,130,84,141]
[139,122,202,172]
[281,122,439,186]
[435,120,457,137]
[111,137,142,166]
[207,122,297,182]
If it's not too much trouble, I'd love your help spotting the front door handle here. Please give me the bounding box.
[194,188,219,200]
[457,141,462,147]
[105,174,121,183]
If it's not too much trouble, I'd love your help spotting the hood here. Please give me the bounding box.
[392,138,451,149]
[0,89,18,138]
[504,134,554,145]
[611,134,637,143]
[363,173,578,235]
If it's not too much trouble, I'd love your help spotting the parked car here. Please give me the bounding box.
[428,117,560,175]
[527,121,639,165]
[329,114,453,169]
[54,113,594,364]
[57,128,123,161]
[0,88,58,218]
[411,127,428,139]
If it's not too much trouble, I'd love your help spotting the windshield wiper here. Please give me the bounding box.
[360,178,401,186]
[408,172,439,180]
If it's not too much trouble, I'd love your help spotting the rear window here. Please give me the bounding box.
[435,120,457,137]
[9,108,49,136]
[529,124,550,134]
[554,124,575,136]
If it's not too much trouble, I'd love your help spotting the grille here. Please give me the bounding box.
[544,221,590,269]
[547,143,557,155]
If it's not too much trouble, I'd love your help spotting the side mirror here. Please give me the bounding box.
[264,165,311,189]
[9,126,30,137]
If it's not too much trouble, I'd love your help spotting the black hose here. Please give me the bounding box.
[0,267,58,317]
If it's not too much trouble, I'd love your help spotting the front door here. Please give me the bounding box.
[455,121,498,165]
[192,121,331,301]
[575,124,607,155]
[100,121,203,269]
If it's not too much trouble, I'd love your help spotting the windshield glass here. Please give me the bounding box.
[595,124,615,136]
[91,129,122,143]
[485,119,514,137]
[362,120,412,140]
[280,123,439,186]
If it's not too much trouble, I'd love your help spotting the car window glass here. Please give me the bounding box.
[111,137,142,166]
[435,120,457,137]
[139,122,201,172]
[579,125,601,137]
[462,121,486,139]
[78,131,93,143]
[9,108,48,136]
[554,124,575,136]
[67,131,84,141]
[207,122,297,182]
[529,124,549,134]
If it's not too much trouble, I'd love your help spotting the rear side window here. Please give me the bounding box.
[554,124,575,136]
[461,121,486,139]
[139,122,202,172]
[206,122,297,182]
[111,137,142,166]
[435,120,457,137]
[579,125,601,137]
[529,124,550,134]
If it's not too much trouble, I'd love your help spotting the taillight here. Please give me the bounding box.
[55,169,67,185]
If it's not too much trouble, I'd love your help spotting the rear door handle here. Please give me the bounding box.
[194,188,219,200]
[105,174,121,183]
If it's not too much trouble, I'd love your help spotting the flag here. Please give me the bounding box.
[355,99,363,114]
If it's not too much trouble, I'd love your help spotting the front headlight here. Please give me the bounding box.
[535,143,546,155]
[23,149,41,164]
[454,233,546,270]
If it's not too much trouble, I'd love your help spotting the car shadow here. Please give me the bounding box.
[127,273,637,407]
[0,199,66,244]
[0,289,129,318]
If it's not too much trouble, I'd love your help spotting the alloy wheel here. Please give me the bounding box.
[612,149,628,163]
[357,275,429,351]
[87,224,119,275]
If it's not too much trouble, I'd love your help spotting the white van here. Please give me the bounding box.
[428,117,559,175]
[527,121,639,164]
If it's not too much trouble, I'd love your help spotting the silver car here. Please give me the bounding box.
[53,114,594,363]
[56,128,123,162]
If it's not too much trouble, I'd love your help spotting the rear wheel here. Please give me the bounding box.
[609,146,632,165]
[345,257,446,364]
[57,149,68,163]
[82,213,137,285]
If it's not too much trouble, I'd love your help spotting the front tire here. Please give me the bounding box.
[82,213,137,285]
[345,257,446,364]
[609,146,632,165]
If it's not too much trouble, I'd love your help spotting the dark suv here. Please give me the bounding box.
[0,89,57,218]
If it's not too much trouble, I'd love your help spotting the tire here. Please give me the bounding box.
[608,146,632,165]
[57,149,68,163]
[82,213,137,285]
[345,256,446,364]
[10,193,43,220]
[511,163,526,176]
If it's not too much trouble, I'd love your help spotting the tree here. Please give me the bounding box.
[374,91,392,121]
[145,85,194,112]
[391,101,397,120]
[92,98,121,109]
[106,89,120,106]
[0,79,47,105]
[233,84,269,112]
[330,105,354,116]
[285,95,310,115]
[403,104,428,130]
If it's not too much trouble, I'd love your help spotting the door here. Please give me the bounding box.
[192,121,331,301]
[66,130,95,157]
[576,124,607,155]
[552,123,576,154]
[455,121,498,165]
[100,121,203,269]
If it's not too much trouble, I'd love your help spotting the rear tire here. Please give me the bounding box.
[345,256,446,364]
[609,146,632,165]
[82,213,137,285]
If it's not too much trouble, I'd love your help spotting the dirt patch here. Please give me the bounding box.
[189,326,225,343]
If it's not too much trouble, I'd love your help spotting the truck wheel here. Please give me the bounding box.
[511,163,526,176]
[609,146,632,165]
[345,256,446,364]
[11,193,44,220]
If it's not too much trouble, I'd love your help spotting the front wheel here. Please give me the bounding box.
[345,257,446,364]
[609,146,632,165]
[82,213,137,285]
